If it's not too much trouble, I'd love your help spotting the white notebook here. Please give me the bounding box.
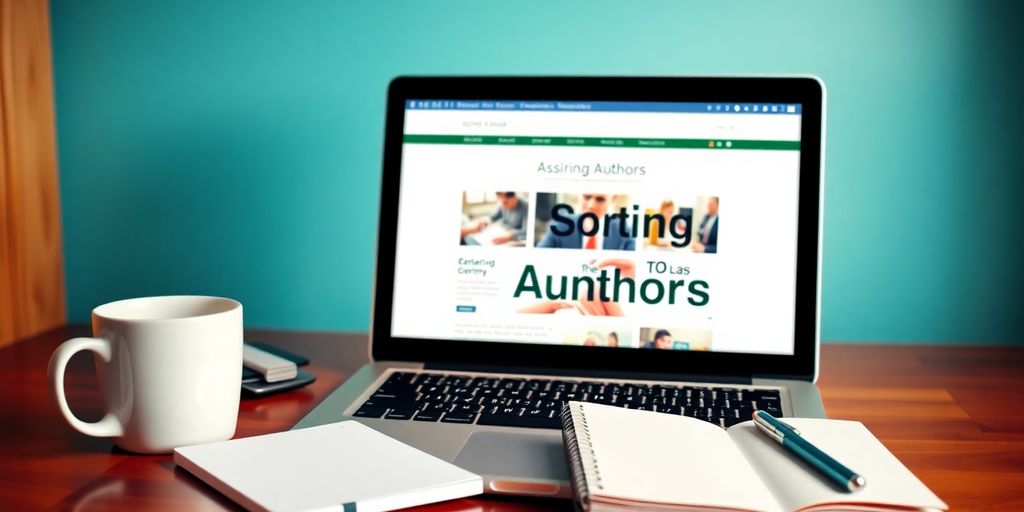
[561,402,947,512]
[174,421,482,512]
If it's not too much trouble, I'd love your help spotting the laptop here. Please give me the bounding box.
[296,76,827,498]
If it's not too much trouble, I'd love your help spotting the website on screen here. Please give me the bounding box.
[391,100,803,355]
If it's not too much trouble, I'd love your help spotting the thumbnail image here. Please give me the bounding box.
[460,191,529,247]
[534,192,637,250]
[563,328,634,348]
[691,196,719,254]
[639,327,712,351]
[641,198,693,250]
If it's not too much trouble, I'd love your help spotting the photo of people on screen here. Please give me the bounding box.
[460,191,529,246]
[534,192,636,250]
[517,258,635,316]
[642,199,693,250]
[692,196,719,254]
[640,327,712,350]
[563,328,631,348]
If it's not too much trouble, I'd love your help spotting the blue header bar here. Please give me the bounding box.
[407,99,801,115]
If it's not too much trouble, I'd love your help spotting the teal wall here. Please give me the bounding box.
[50,1,1023,343]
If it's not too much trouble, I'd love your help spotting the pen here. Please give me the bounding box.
[752,410,867,492]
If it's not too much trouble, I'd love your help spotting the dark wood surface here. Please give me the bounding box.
[1,326,1022,511]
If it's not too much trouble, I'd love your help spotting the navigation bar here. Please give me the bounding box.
[404,134,800,150]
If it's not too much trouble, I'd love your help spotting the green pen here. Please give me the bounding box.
[752,410,867,492]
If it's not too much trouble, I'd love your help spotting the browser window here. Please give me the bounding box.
[391,100,802,355]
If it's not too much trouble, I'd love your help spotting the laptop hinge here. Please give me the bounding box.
[753,373,814,383]
[424,362,752,385]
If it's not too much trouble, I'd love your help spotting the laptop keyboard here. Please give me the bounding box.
[352,371,783,429]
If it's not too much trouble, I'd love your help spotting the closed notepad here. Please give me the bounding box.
[174,421,482,512]
[561,402,947,512]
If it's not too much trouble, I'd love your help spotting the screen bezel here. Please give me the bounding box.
[371,76,823,381]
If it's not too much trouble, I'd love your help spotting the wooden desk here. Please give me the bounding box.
[1,326,1022,511]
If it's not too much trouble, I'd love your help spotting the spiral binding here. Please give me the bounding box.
[561,403,601,512]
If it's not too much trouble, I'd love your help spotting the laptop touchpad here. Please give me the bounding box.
[453,431,570,482]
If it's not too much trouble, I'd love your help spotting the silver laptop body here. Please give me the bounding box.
[297,76,828,499]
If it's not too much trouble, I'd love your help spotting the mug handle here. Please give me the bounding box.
[47,337,124,438]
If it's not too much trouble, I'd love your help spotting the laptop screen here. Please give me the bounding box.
[391,100,802,356]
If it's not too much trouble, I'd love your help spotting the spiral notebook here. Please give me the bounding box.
[560,402,946,512]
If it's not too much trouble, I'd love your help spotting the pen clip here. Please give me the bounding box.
[779,421,800,435]
[754,410,800,436]
[751,411,785,441]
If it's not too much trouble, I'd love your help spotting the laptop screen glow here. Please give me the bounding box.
[391,100,801,356]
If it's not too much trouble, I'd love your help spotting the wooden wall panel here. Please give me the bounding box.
[0,0,65,346]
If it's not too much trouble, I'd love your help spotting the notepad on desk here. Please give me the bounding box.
[561,402,946,512]
[174,421,482,512]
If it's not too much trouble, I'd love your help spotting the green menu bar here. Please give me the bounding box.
[403,134,799,150]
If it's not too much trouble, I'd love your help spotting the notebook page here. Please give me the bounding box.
[578,403,782,512]
[728,419,946,512]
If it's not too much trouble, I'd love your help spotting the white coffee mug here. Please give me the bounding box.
[48,296,243,453]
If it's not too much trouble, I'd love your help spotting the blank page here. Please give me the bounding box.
[574,403,781,512]
[728,419,946,512]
